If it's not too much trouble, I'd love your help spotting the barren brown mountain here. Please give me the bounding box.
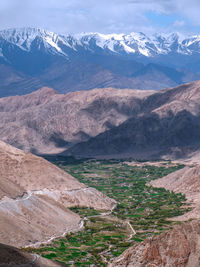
[0,141,115,248]
[0,80,200,159]
[0,86,154,154]
[69,80,200,159]
[144,79,200,116]
[110,220,200,267]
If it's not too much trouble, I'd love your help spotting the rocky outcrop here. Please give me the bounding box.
[110,220,200,267]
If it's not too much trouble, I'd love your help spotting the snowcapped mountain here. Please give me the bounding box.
[0,27,200,97]
[0,28,70,56]
[1,27,200,59]
[76,31,200,57]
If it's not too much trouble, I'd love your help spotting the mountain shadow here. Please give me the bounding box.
[67,110,200,159]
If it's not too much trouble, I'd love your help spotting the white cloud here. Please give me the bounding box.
[173,20,185,27]
[0,0,199,34]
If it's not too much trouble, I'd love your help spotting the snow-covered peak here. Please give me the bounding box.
[74,31,153,55]
[0,27,55,46]
[73,31,194,57]
[0,27,72,55]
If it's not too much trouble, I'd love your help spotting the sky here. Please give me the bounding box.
[0,0,200,35]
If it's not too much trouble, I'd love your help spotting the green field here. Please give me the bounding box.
[27,158,191,266]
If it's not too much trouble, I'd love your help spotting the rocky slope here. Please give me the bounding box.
[150,164,200,221]
[0,86,154,154]
[69,80,200,159]
[0,243,66,267]
[110,220,200,267]
[1,28,200,96]
[0,141,115,247]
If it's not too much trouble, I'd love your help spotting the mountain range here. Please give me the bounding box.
[1,28,200,97]
[0,80,200,160]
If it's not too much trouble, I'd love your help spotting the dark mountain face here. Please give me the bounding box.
[0,39,51,75]
[0,243,66,267]
[1,28,200,97]
[133,63,184,84]
[0,63,44,97]
[67,81,200,159]
[68,110,200,158]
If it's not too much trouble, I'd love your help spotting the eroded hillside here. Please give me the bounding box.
[0,87,154,154]
[0,141,115,248]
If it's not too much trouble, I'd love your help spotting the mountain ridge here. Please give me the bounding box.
[1,27,200,97]
[1,27,200,58]
[67,80,200,159]
[0,86,155,154]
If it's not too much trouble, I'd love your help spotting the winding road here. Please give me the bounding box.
[85,206,136,265]
[5,193,135,265]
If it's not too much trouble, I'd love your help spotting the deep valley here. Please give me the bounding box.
[1,22,200,267]
[27,158,191,266]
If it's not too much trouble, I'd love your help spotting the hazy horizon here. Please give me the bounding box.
[0,0,200,35]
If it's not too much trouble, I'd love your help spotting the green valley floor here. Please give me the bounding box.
[26,158,191,266]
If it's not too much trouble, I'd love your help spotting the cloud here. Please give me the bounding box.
[0,0,199,34]
[173,20,185,27]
